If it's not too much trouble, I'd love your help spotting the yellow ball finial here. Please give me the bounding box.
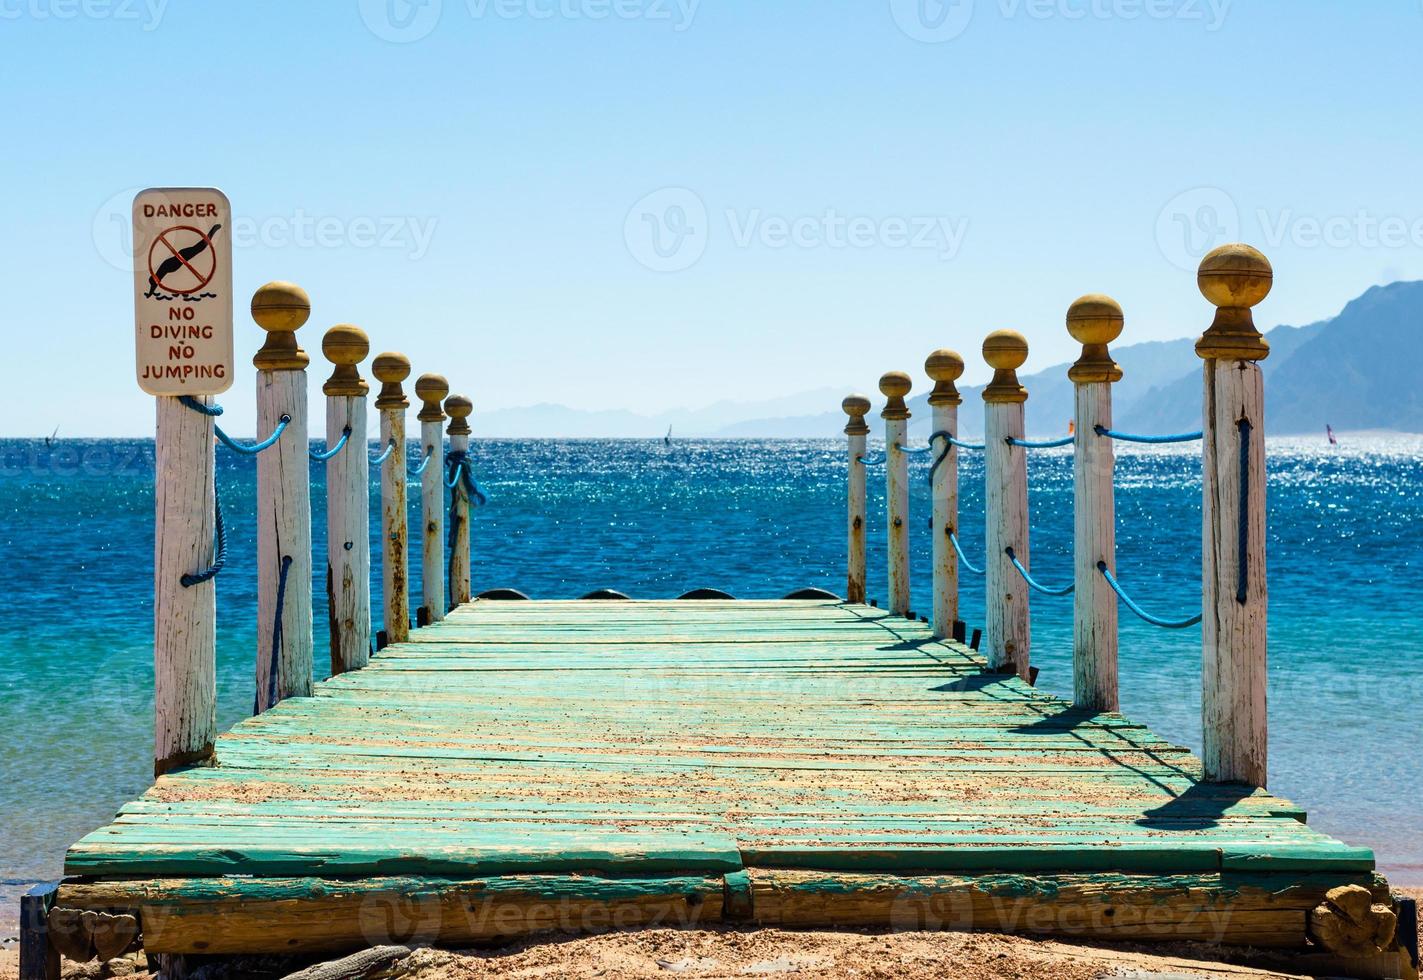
[372,352,412,410]
[1196,244,1273,361]
[1198,243,1273,310]
[445,394,473,437]
[416,373,450,423]
[251,282,311,371]
[321,325,369,397]
[878,372,912,421]
[1066,295,1124,384]
[982,330,1029,404]
[842,394,872,436]
[925,349,964,407]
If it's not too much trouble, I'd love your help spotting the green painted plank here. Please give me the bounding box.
[66,828,744,878]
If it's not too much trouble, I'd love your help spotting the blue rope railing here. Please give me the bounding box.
[446,452,489,507]
[217,417,290,455]
[1098,562,1201,629]
[446,504,464,612]
[309,427,352,462]
[1007,435,1075,449]
[928,431,953,485]
[1094,425,1202,445]
[409,448,434,476]
[177,395,224,417]
[180,482,228,588]
[178,395,291,454]
[893,443,935,455]
[370,440,396,465]
[258,554,295,715]
[1006,546,1074,597]
[446,460,464,489]
[949,436,985,450]
[216,416,290,455]
[857,452,887,467]
[950,531,986,576]
[1237,419,1252,604]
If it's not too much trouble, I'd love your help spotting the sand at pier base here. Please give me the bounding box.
[0,930,1345,980]
[3,892,1420,980]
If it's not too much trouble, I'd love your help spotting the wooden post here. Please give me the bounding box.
[416,374,450,624]
[1196,243,1272,787]
[982,331,1031,679]
[842,395,871,604]
[879,372,912,617]
[322,325,371,675]
[925,350,964,639]
[445,395,474,608]
[1067,296,1124,711]
[373,353,412,645]
[153,394,217,775]
[252,282,313,713]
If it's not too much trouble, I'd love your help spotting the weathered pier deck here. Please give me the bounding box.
[60,599,1386,956]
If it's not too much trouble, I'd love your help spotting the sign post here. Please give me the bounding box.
[135,187,232,776]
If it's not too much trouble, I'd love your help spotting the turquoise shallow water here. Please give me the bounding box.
[1,435,1420,926]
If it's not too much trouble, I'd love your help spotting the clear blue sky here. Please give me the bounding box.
[3,0,1419,435]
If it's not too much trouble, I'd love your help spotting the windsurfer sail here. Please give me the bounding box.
[146,224,223,298]
[1327,424,1337,446]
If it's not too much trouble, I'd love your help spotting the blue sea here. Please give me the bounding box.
[1,435,1421,930]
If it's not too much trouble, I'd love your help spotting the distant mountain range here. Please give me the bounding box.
[718,279,1423,439]
[474,387,854,439]
[477,280,1423,438]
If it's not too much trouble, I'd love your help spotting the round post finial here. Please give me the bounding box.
[1196,243,1273,361]
[842,394,872,435]
[416,374,450,423]
[251,282,311,371]
[372,352,412,410]
[321,325,370,397]
[1066,295,1124,384]
[878,373,912,420]
[445,394,473,437]
[982,330,1029,403]
[925,350,965,406]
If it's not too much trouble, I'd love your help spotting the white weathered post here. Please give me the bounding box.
[135,187,232,776]
[322,325,372,675]
[416,374,450,625]
[841,395,871,604]
[445,395,474,608]
[880,372,912,617]
[373,353,412,645]
[982,331,1031,679]
[1197,244,1272,787]
[1067,296,1124,711]
[925,350,964,639]
[153,395,217,775]
[252,283,313,713]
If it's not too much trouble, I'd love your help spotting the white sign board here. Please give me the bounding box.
[133,187,234,396]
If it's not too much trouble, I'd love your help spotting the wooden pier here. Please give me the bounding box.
[25,216,1413,980]
[57,599,1394,961]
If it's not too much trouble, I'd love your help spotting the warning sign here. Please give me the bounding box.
[133,188,234,396]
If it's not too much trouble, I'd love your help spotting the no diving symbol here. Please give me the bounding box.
[146,223,223,300]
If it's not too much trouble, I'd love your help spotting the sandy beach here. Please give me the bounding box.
[0,930,1400,980]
